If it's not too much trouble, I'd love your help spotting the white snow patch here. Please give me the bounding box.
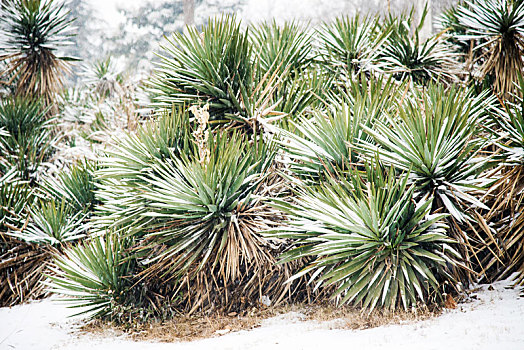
[1,279,524,350]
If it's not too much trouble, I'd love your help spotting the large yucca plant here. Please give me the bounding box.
[457,0,524,98]
[94,108,303,313]
[149,16,255,122]
[271,164,457,310]
[0,0,76,105]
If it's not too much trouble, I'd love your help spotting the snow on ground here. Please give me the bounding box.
[1,279,523,350]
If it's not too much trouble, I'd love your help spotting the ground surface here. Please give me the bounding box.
[1,279,523,350]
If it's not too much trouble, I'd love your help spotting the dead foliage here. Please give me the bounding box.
[81,302,440,343]
[0,233,50,306]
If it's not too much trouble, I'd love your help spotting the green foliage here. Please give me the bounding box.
[317,14,387,79]
[251,20,312,78]
[380,7,457,84]
[278,77,401,182]
[457,0,524,98]
[360,85,494,222]
[0,0,76,104]
[0,97,54,181]
[149,15,324,129]
[437,2,470,56]
[47,232,134,319]
[43,160,99,213]
[271,164,457,310]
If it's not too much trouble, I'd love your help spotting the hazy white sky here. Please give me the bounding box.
[85,0,142,25]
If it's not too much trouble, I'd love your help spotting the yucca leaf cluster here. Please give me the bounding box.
[272,164,457,310]
[0,0,76,105]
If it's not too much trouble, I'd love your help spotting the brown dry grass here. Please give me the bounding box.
[81,302,441,343]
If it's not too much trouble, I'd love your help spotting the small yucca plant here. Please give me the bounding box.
[271,164,457,310]
[0,97,55,181]
[379,7,457,84]
[8,199,86,246]
[318,14,388,79]
[47,232,135,319]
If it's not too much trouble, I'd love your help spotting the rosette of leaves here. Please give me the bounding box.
[0,97,55,181]
[47,232,135,320]
[278,77,402,183]
[379,7,457,84]
[457,0,524,98]
[271,164,458,310]
[0,0,76,105]
[8,199,87,246]
[359,85,493,223]
[317,14,388,79]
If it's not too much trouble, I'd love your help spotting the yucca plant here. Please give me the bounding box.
[149,15,255,123]
[0,97,55,181]
[0,0,76,105]
[8,199,86,246]
[84,57,124,101]
[94,107,305,313]
[271,164,457,310]
[317,14,388,79]
[149,15,318,131]
[360,85,493,223]
[250,21,325,119]
[42,160,99,213]
[481,75,524,283]
[379,7,457,84]
[457,0,524,98]
[47,232,135,320]
[278,77,402,182]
